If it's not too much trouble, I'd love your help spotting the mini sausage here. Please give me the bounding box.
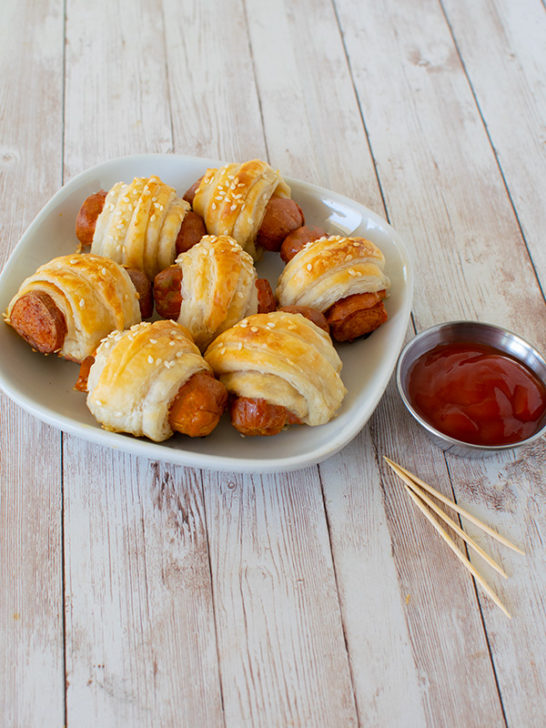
[75,191,107,248]
[256,197,305,252]
[230,396,301,436]
[168,370,227,437]
[124,267,153,319]
[277,305,330,334]
[183,177,203,205]
[9,291,67,354]
[256,278,276,313]
[325,291,387,342]
[75,354,95,392]
[153,265,183,320]
[175,210,206,254]
[280,225,326,263]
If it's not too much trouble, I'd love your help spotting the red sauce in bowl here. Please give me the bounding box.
[407,342,546,446]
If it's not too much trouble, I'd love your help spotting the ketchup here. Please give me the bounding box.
[407,342,546,446]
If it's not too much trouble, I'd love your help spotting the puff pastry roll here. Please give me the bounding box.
[154,235,277,350]
[191,159,296,259]
[5,254,141,362]
[276,235,391,341]
[204,311,347,434]
[85,320,227,442]
[87,176,192,279]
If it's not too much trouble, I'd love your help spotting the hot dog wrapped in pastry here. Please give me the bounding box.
[4,254,143,362]
[81,320,227,441]
[76,176,206,278]
[276,235,391,342]
[186,160,304,259]
[204,311,347,436]
[153,235,276,351]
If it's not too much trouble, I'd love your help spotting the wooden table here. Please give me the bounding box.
[1,1,545,726]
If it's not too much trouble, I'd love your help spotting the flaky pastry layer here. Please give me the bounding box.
[92,176,190,279]
[276,235,390,311]
[192,160,291,259]
[175,235,258,351]
[204,311,346,426]
[87,320,211,442]
[5,253,141,362]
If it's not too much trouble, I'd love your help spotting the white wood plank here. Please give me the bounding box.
[0,1,65,725]
[165,2,360,722]
[63,0,173,178]
[203,469,358,727]
[442,0,546,286]
[244,0,385,210]
[246,0,508,724]
[63,447,223,726]
[62,2,223,724]
[162,0,267,162]
[334,0,544,349]
[331,0,545,722]
[445,445,546,726]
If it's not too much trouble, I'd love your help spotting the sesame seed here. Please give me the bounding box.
[148,355,154,364]
[230,204,237,211]
[150,214,156,222]
[150,338,157,344]
[250,326,258,333]
[212,203,216,210]
[175,351,183,358]
[101,267,107,275]
[79,298,85,308]
[70,258,78,265]
[169,340,175,346]
[306,263,312,271]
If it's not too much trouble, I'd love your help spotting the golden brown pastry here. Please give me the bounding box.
[89,176,191,279]
[275,235,391,341]
[154,235,275,350]
[204,311,347,433]
[191,159,293,259]
[86,320,226,442]
[4,254,141,362]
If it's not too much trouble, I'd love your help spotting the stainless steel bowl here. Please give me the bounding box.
[396,321,546,457]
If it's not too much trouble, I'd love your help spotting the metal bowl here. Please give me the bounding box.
[396,321,546,457]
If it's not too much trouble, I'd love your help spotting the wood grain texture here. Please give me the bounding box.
[165,3,361,722]
[63,0,173,178]
[162,0,267,161]
[63,447,223,726]
[441,0,546,288]
[334,0,544,348]
[0,2,65,726]
[62,2,222,725]
[203,469,358,727]
[1,0,545,725]
[446,445,546,726]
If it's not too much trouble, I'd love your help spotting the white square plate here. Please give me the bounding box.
[0,154,413,472]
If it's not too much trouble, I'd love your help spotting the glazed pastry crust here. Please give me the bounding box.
[5,254,141,362]
[91,176,190,279]
[175,235,258,350]
[192,160,291,259]
[276,235,390,311]
[87,320,211,442]
[204,311,347,426]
